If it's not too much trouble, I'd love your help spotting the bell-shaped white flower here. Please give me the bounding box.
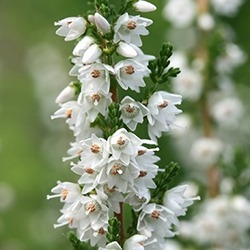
[73,35,95,56]
[137,203,176,238]
[114,13,153,46]
[147,91,182,141]
[78,90,112,122]
[94,13,111,34]
[55,83,76,104]
[82,44,102,64]
[123,234,148,250]
[117,42,138,58]
[133,0,157,12]
[107,128,142,165]
[47,181,81,203]
[125,190,151,212]
[78,63,114,95]
[163,185,200,217]
[54,17,87,41]
[51,101,81,129]
[211,0,243,16]
[120,96,148,131]
[114,59,150,92]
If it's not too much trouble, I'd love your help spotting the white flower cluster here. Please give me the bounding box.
[163,0,246,168]
[48,1,198,249]
[179,195,250,249]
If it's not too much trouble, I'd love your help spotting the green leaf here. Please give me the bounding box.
[151,162,180,204]
[106,217,120,243]
[67,231,98,250]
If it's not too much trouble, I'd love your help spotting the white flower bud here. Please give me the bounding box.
[117,42,138,58]
[94,13,111,34]
[82,44,102,64]
[88,14,95,24]
[55,84,75,104]
[133,0,157,12]
[73,35,95,56]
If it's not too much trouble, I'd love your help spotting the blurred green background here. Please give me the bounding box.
[0,0,250,249]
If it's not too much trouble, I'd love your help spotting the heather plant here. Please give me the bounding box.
[47,1,199,249]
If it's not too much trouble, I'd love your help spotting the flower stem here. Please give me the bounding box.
[114,202,125,244]
[197,0,220,197]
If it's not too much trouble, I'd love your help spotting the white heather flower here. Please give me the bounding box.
[211,0,243,16]
[211,97,244,127]
[117,42,138,58]
[99,241,122,250]
[79,194,109,231]
[47,181,81,203]
[163,0,196,28]
[197,13,215,31]
[216,43,246,74]
[78,134,109,169]
[51,101,81,129]
[78,90,112,122]
[73,36,95,56]
[137,203,176,238]
[100,158,139,193]
[114,59,150,92]
[107,128,142,165]
[94,13,111,34]
[163,185,200,217]
[78,63,114,95]
[69,56,84,76]
[54,17,87,41]
[55,83,76,104]
[114,13,153,46]
[82,44,102,64]
[96,185,124,213]
[172,67,203,101]
[133,0,157,12]
[147,91,182,141]
[123,234,148,250]
[190,137,224,167]
[120,96,148,131]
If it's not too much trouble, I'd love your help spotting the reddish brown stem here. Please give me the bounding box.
[114,202,124,243]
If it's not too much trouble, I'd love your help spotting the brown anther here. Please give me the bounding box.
[65,108,73,118]
[107,186,115,193]
[117,136,126,146]
[151,210,160,219]
[86,203,96,213]
[61,189,69,200]
[112,164,121,175]
[91,69,101,78]
[85,168,95,174]
[139,242,145,246]
[68,218,74,225]
[158,100,169,109]
[91,143,101,153]
[125,65,135,75]
[98,227,105,235]
[67,21,72,26]
[139,171,147,177]
[91,93,101,103]
[138,149,146,156]
[127,20,137,30]
[125,105,136,113]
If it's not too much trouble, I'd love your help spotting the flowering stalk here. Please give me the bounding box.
[48,1,199,249]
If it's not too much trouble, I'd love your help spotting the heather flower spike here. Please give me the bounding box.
[48,1,199,249]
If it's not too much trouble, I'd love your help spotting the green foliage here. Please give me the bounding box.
[92,102,123,138]
[143,42,180,104]
[151,162,180,204]
[67,231,97,250]
[126,209,138,238]
[106,217,121,243]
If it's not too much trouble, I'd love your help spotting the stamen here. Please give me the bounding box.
[91,69,101,78]
[158,100,169,109]
[65,108,73,118]
[91,143,101,153]
[127,20,137,30]
[151,210,160,219]
[125,65,135,75]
